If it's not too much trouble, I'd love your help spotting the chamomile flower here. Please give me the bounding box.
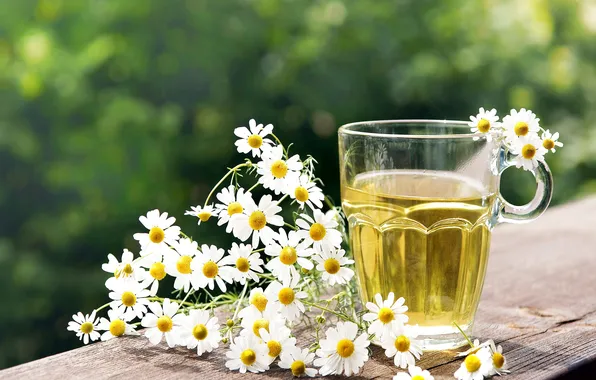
[314,321,370,377]
[97,308,138,341]
[177,309,221,356]
[312,248,355,286]
[215,186,252,232]
[102,249,146,289]
[185,204,218,225]
[363,292,409,341]
[265,275,308,322]
[238,287,270,320]
[265,228,314,283]
[381,324,423,369]
[257,323,296,364]
[108,280,151,320]
[512,133,547,171]
[229,194,284,248]
[141,299,184,347]
[139,259,167,296]
[279,347,318,377]
[257,145,303,195]
[218,243,263,285]
[240,305,286,339]
[234,118,274,158]
[541,129,563,153]
[501,108,540,143]
[454,349,492,380]
[225,333,270,373]
[481,342,508,376]
[191,244,235,292]
[393,365,434,380]
[288,174,325,211]
[133,209,180,253]
[163,238,200,293]
[468,107,500,141]
[67,310,100,344]
[296,209,342,254]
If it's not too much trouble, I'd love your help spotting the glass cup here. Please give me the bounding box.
[338,120,553,350]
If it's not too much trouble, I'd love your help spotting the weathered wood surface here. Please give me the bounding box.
[3,197,596,379]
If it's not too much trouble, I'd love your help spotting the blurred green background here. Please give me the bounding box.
[1,0,594,368]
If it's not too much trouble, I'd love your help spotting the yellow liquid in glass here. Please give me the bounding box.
[342,170,495,331]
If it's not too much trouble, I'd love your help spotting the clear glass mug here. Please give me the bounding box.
[338,120,553,350]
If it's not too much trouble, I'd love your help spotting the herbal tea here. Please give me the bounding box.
[342,170,495,338]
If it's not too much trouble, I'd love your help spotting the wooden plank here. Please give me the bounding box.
[3,197,596,379]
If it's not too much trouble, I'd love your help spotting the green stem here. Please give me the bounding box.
[147,296,194,308]
[323,195,335,210]
[453,322,474,348]
[302,300,354,324]
[251,248,265,254]
[247,182,260,193]
[232,283,249,320]
[95,302,112,313]
[205,163,251,205]
[284,222,298,231]
[270,133,286,155]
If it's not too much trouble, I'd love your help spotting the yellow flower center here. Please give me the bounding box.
[465,354,482,372]
[202,261,219,278]
[270,160,288,179]
[336,338,355,358]
[294,186,309,202]
[192,324,208,340]
[79,322,94,334]
[250,293,268,312]
[148,227,165,244]
[378,307,395,324]
[394,335,410,352]
[109,319,126,337]
[252,319,269,337]
[290,360,306,376]
[309,223,326,241]
[543,138,555,150]
[514,121,529,136]
[227,202,243,216]
[157,315,173,333]
[149,262,166,280]
[521,144,536,159]
[493,352,505,369]
[267,340,282,357]
[176,255,193,275]
[477,119,491,133]
[247,134,263,149]
[323,258,340,274]
[115,263,134,279]
[240,348,257,366]
[121,291,137,307]
[197,211,211,222]
[236,257,250,273]
[248,211,267,230]
[412,376,425,380]
[278,287,295,305]
[279,246,297,265]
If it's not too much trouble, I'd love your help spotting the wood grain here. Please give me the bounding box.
[3,197,596,379]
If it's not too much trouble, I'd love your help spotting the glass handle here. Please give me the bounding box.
[496,148,553,224]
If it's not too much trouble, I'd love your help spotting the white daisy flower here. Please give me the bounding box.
[133,209,180,253]
[363,292,409,341]
[468,107,500,142]
[141,299,184,347]
[541,129,563,153]
[229,194,284,248]
[265,275,308,322]
[225,333,270,373]
[102,248,146,289]
[218,242,264,285]
[393,365,434,380]
[191,244,235,292]
[288,174,325,211]
[512,133,547,171]
[185,204,218,225]
[265,228,314,283]
[314,321,370,376]
[257,323,296,364]
[215,186,252,232]
[96,308,138,341]
[296,209,342,254]
[67,310,100,344]
[279,346,318,377]
[240,304,286,339]
[163,238,200,293]
[256,145,303,195]
[177,309,221,356]
[234,118,275,158]
[481,342,508,376]
[501,108,540,143]
[238,287,270,320]
[381,324,423,369]
[312,248,355,286]
[454,349,492,380]
[107,280,151,320]
[139,259,167,296]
